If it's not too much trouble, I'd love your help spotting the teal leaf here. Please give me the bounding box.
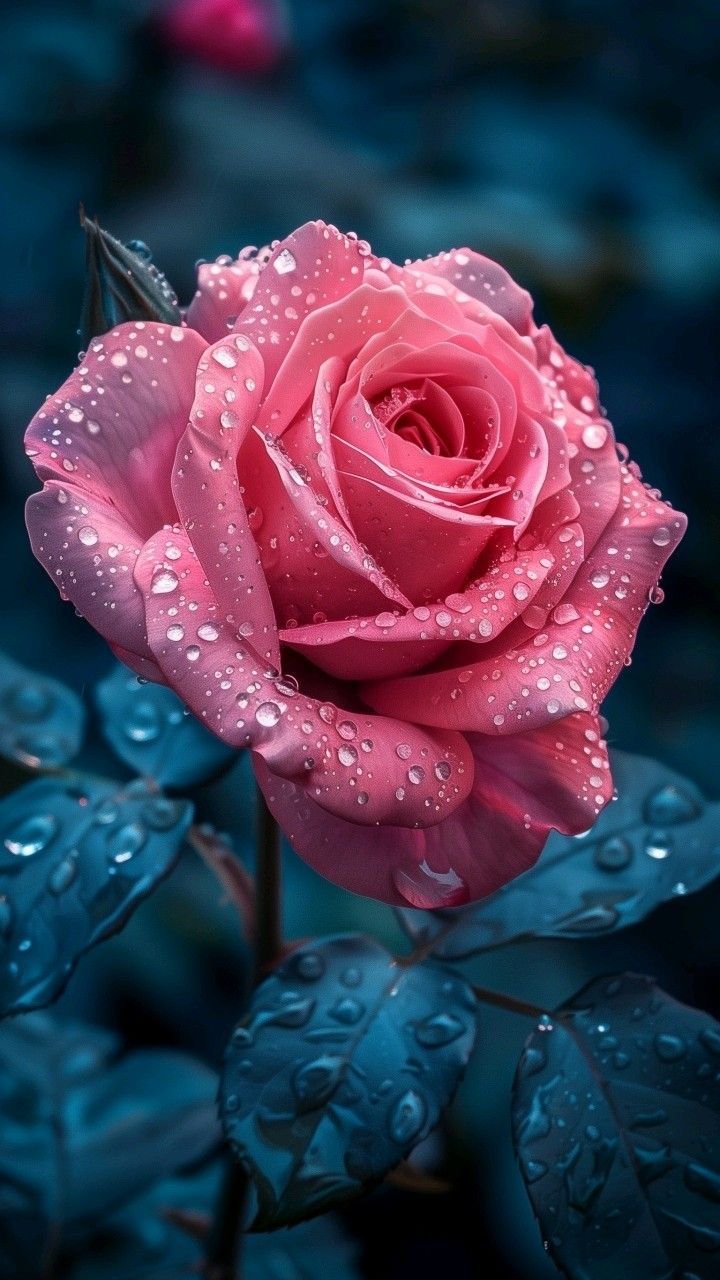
[512,973,720,1279]
[219,934,477,1229]
[95,663,237,789]
[0,1013,219,1280]
[0,775,192,1015]
[0,650,85,770]
[398,751,717,959]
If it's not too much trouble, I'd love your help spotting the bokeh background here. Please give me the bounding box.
[1,1,719,1276]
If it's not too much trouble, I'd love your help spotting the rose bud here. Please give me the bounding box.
[79,211,181,347]
[25,223,686,908]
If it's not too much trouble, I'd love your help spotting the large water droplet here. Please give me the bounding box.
[388,1089,427,1145]
[123,699,161,743]
[273,248,297,275]
[255,701,281,727]
[594,836,633,872]
[48,856,77,894]
[106,821,146,864]
[654,1033,686,1062]
[644,784,701,826]
[150,567,179,595]
[292,1056,344,1111]
[645,831,673,860]
[4,813,58,857]
[415,1013,465,1048]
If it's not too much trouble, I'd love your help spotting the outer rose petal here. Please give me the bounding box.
[25,322,207,538]
[185,257,260,342]
[26,481,151,664]
[24,322,207,668]
[253,711,612,905]
[134,528,474,830]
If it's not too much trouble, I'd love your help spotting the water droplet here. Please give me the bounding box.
[434,761,452,781]
[150,567,179,595]
[652,526,671,547]
[106,821,146,864]
[255,701,281,727]
[4,813,57,857]
[273,248,297,274]
[143,796,181,830]
[414,1013,465,1048]
[197,623,219,642]
[338,744,358,766]
[645,831,673,860]
[582,424,608,450]
[212,346,237,369]
[654,1033,686,1062]
[408,765,425,785]
[329,997,365,1025]
[388,1089,427,1144]
[292,1055,344,1111]
[594,836,633,871]
[295,952,325,981]
[78,526,98,547]
[644,784,701,826]
[48,856,77,894]
[123,699,161,743]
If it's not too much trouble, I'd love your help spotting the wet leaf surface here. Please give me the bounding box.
[95,662,236,788]
[0,650,85,771]
[512,973,720,1280]
[219,934,477,1229]
[0,775,192,1015]
[0,1013,219,1280]
[398,751,718,958]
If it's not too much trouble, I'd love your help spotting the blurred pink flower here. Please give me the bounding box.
[162,0,286,75]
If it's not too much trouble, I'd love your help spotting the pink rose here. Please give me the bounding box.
[25,222,686,907]
[162,0,287,75]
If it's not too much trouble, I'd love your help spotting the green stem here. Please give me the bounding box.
[206,788,282,1279]
[253,789,282,983]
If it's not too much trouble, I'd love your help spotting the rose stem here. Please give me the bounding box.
[206,789,282,1279]
[471,984,550,1020]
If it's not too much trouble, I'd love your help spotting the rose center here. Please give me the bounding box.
[372,380,458,458]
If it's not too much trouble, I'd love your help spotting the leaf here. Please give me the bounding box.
[398,751,716,959]
[0,649,85,771]
[67,1162,360,1280]
[219,934,477,1229]
[512,973,720,1280]
[0,1013,220,1280]
[95,662,237,789]
[0,775,192,1015]
[79,213,181,346]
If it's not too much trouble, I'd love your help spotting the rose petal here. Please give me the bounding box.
[172,333,280,669]
[364,473,686,732]
[135,528,474,830]
[185,256,260,341]
[25,322,207,539]
[253,711,612,905]
[283,541,557,680]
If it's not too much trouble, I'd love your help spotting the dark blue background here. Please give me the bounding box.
[1,2,718,1275]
